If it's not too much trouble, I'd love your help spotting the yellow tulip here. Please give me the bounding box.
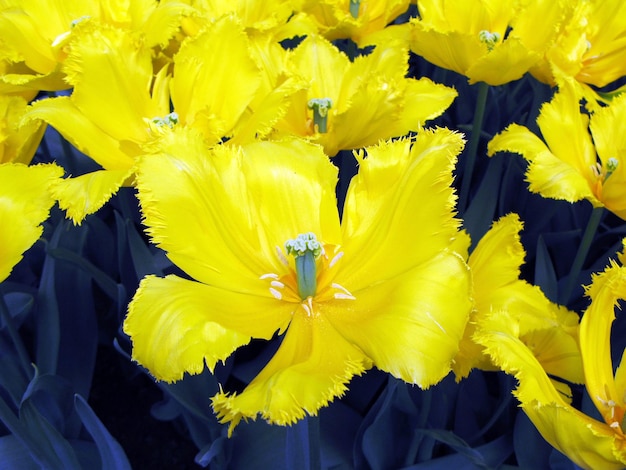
[26,17,293,223]
[529,1,626,95]
[452,214,583,384]
[408,0,563,85]
[124,127,472,435]
[296,0,412,46]
[489,81,626,220]
[475,243,626,469]
[276,34,457,156]
[0,0,188,93]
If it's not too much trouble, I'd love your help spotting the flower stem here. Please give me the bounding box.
[560,206,604,305]
[459,81,489,213]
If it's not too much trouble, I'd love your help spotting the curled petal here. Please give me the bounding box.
[212,311,371,436]
[53,168,134,225]
[124,275,294,382]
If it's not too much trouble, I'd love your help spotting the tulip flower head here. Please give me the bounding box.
[124,127,472,435]
[489,81,626,220]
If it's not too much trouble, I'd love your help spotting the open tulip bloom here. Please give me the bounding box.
[123,127,472,434]
[476,243,626,470]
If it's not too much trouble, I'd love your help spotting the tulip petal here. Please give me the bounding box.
[124,275,294,383]
[0,163,62,282]
[211,310,371,435]
[136,128,341,294]
[53,168,133,224]
[339,129,464,291]
[329,251,471,388]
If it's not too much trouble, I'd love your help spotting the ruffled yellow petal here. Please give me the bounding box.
[537,84,596,181]
[0,162,62,282]
[63,24,164,143]
[288,35,349,113]
[488,123,597,205]
[339,129,464,291]
[26,96,137,170]
[211,310,371,436]
[588,93,626,219]
[328,251,471,387]
[476,316,626,470]
[53,168,134,225]
[521,321,584,386]
[124,274,294,382]
[581,262,626,425]
[0,94,45,164]
[170,15,261,141]
[454,214,583,381]
[409,29,482,78]
[136,128,341,294]
[465,38,541,85]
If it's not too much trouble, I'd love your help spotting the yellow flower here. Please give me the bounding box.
[26,16,289,223]
[276,34,457,156]
[0,162,62,282]
[0,0,188,93]
[409,0,560,85]
[174,0,312,40]
[297,0,412,46]
[452,214,583,383]
[475,243,626,469]
[124,127,472,435]
[529,1,626,96]
[489,81,626,220]
[0,94,46,164]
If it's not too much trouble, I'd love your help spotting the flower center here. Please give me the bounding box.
[596,393,626,434]
[591,157,618,197]
[285,232,322,299]
[307,98,332,133]
[478,30,501,52]
[260,233,356,313]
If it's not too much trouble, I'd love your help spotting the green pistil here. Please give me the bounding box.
[605,157,619,182]
[307,98,332,133]
[151,112,179,129]
[478,30,501,52]
[350,0,360,18]
[285,233,322,299]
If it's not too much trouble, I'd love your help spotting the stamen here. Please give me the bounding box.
[260,273,279,280]
[331,283,356,300]
[329,251,344,269]
[301,298,314,317]
[276,246,289,266]
[269,288,283,300]
[307,98,332,133]
[270,280,285,289]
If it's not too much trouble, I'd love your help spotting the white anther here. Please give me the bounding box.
[329,251,344,269]
[276,246,289,266]
[269,288,283,300]
[270,280,285,288]
[260,273,279,280]
[331,283,356,300]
